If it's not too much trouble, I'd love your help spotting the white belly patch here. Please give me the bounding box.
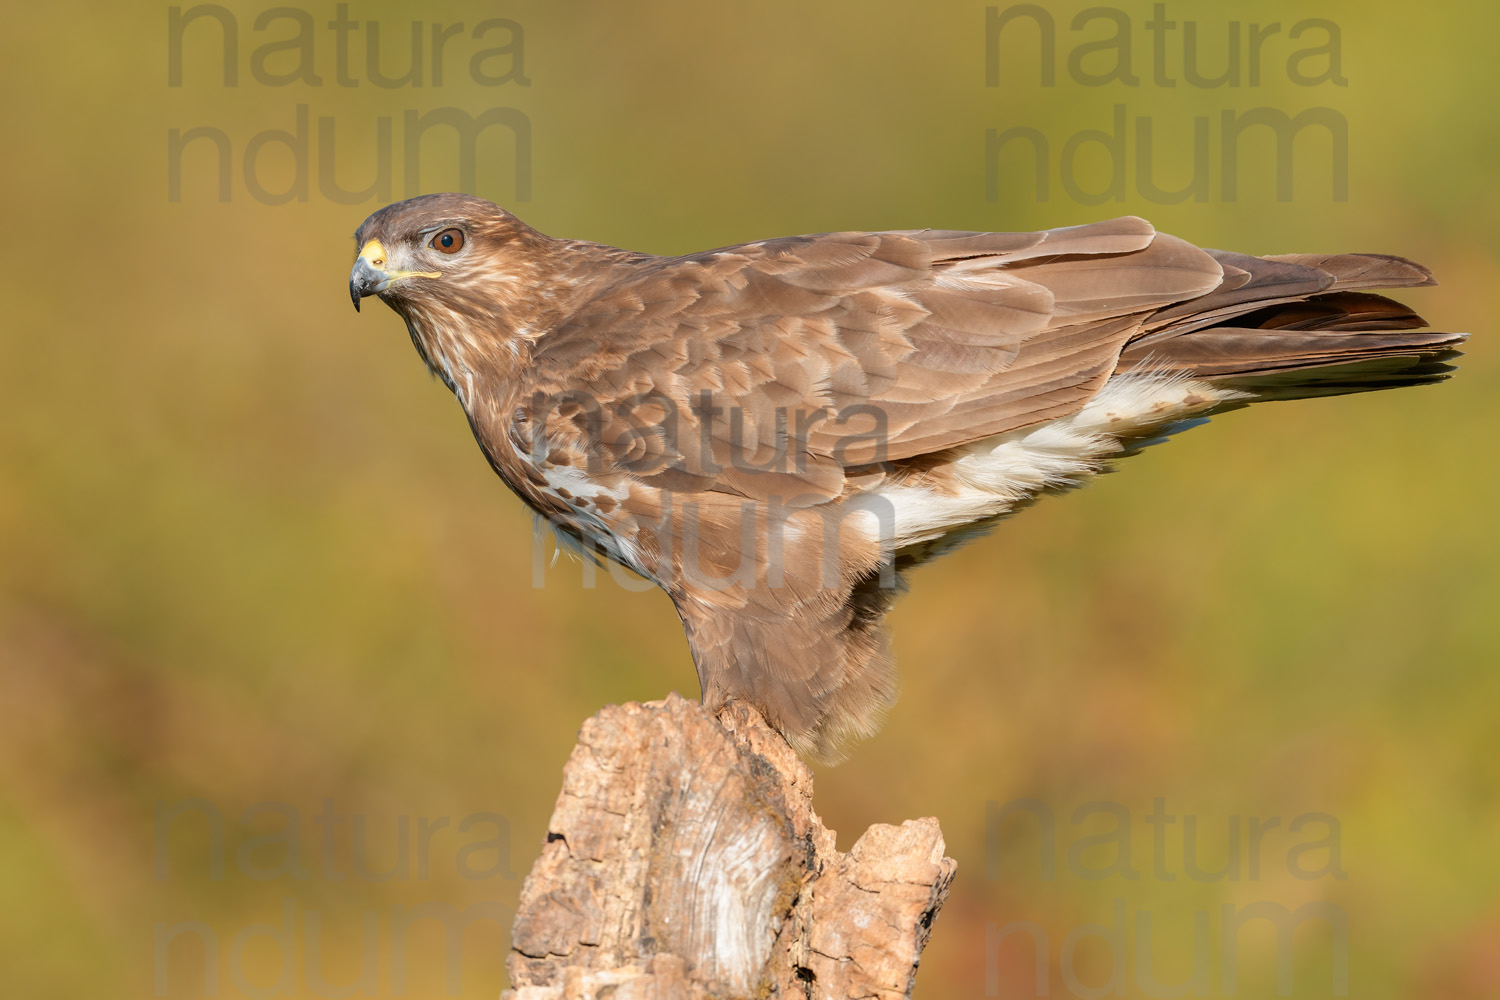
[851,372,1245,550]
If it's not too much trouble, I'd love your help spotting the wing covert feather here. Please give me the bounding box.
[526,218,1225,500]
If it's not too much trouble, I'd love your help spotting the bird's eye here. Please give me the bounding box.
[429,228,465,254]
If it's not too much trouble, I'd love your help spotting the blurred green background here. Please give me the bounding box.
[1,1,1496,997]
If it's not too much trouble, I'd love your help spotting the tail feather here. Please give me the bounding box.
[1241,291,1424,332]
[1120,250,1466,401]
[1122,328,1463,378]
[1215,352,1463,400]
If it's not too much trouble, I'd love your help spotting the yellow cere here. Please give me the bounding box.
[359,239,441,280]
[357,239,386,265]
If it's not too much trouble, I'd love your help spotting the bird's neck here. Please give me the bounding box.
[395,239,650,408]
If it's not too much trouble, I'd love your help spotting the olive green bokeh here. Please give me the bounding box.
[1,1,1496,997]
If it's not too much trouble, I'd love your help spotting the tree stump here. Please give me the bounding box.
[502,693,956,999]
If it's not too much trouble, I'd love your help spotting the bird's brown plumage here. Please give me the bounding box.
[351,193,1465,760]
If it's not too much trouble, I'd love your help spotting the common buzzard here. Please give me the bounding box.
[350,193,1464,760]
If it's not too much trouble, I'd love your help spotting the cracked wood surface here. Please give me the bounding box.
[502,694,955,999]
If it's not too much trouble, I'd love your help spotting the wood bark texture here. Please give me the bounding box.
[502,694,956,999]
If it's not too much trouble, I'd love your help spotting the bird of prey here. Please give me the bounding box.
[349,193,1465,761]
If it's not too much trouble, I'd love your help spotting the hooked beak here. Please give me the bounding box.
[349,256,381,311]
[349,239,442,311]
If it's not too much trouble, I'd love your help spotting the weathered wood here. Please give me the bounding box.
[503,694,955,999]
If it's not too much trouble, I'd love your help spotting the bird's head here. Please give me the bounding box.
[349,192,548,320]
[349,193,569,390]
